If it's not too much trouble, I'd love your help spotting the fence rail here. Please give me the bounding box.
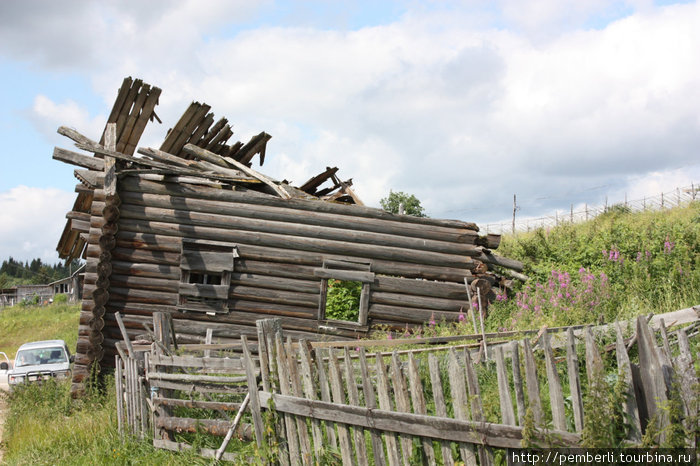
[481,182,699,234]
[115,307,699,463]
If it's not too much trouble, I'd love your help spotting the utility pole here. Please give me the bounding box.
[512,194,517,234]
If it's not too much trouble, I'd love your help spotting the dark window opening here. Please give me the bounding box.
[188,272,223,285]
[178,240,237,315]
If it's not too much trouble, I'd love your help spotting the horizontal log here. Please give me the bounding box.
[116,217,474,269]
[155,416,253,439]
[120,176,479,231]
[149,354,245,372]
[313,268,375,283]
[369,304,463,325]
[112,229,475,282]
[370,291,467,312]
[153,396,244,412]
[150,379,249,395]
[109,286,177,305]
[374,276,470,299]
[118,189,479,252]
[53,147,105,171]
[259,393,580,449]
[179,283,229,300]
[148,372,248,384]
[478,250,524,272]
[118,204,480,261]
[111,260,180,280]
[231,285,319,307]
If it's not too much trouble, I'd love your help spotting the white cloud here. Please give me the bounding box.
[30,95,105,143]
[0,186,75,264]
[2,0,699,232]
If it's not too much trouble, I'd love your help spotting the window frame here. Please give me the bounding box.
[315,259,373,329]
[177,239,238,315]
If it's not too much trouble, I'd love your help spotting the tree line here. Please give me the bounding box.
[0,257,82,289]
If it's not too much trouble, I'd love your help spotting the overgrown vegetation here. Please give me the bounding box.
[325,279,361,322]
[488,202,700,331]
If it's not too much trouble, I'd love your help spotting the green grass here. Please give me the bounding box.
[2,379,210,465]
[0,302,81,359]
[487,202,700,331]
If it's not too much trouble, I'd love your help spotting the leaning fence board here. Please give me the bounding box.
[407,353,436,465]
[428,354,455,466]
[464,349,494,466]
[287,338,312,466]
[375,353,402,466]
[510,340,526,427]
[675,328,698,450]
[635,316,669,440]
[614,323,642,441]
[344,347,369,466]
[565,328,584,432]
[391,351,415,465]
[257,392,581,449]
[447,348,478,466]
[274,334,301,465]
[522,339,544,425]
[242,336,264,449]
[314,347,338,449]
[359,348,387,466]
[116,355,124,435]
[327,349,354,466]
[542,330,567,431]
[299,341,325,462]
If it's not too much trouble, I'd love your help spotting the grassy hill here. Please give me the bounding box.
[487,201,700,331]
[0,302,80,359]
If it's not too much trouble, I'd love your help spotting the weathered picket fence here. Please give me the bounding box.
[115,309,699,463]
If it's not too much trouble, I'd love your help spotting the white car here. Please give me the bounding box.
[7,340,73,389]
[0,351,11,387]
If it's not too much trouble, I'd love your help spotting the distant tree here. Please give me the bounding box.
[380,190,427,217]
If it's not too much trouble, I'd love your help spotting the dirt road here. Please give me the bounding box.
[0,376,9,462]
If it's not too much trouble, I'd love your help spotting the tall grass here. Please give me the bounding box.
[0,302,80,358]
[487,202,700,331]
[2,379,207,465]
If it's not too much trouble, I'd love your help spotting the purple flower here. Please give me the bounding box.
[664,236,675,254]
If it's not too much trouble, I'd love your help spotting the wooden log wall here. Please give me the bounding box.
[86,173,505,368]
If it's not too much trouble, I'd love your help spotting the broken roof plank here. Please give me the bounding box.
[233,131,271,166]
[160,102,200,154]
[53,147,105,171]
[300,167,339,194]
[183,143,291,199]
[101,77,133,145]
[123,85,162,156]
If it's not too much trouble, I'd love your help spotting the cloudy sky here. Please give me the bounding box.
[1,0,699,263]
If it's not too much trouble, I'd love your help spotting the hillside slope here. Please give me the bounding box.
[487,202,700,331]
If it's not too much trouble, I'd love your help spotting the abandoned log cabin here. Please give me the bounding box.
[54,77,524,393]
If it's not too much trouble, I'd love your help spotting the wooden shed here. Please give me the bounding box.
[54,77,523,394]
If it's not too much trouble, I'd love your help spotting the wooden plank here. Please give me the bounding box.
[258,392,583,450]
[542,330,567,431]
[614,323,642,441]
[343,348,369,466]
[123,86,162,156]
[495,346,515,426]
[146,371,247,384]
[183,143,291,199]
[522,338,544,425]
[447,348,478,466]
[286,338,313,466]
[274,333,300,465]
[390,352,415,465]
[298,341,324,462]
[675,328,698,450]
[375,353,402,466]
[565,328,584,432]
[117,83,150,153]
[181,249,235,272]
[430,354,454,465]
[313,268,375,283]
[464,349,494,466]
[103,123,117,196]
[327,349,354,466]
[53,147,105,171]
[177,283,229,300]
[635,316,668,438]
[314,348,338,449]
[148,379,248,395]
[358,348,387,466]
[115,355,124,435]
[153,396,244,412]
[511,340,526,427]
[584,327,604,382]
[407,353,436,465]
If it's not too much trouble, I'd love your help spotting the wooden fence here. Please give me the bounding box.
[115,310,699,464]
